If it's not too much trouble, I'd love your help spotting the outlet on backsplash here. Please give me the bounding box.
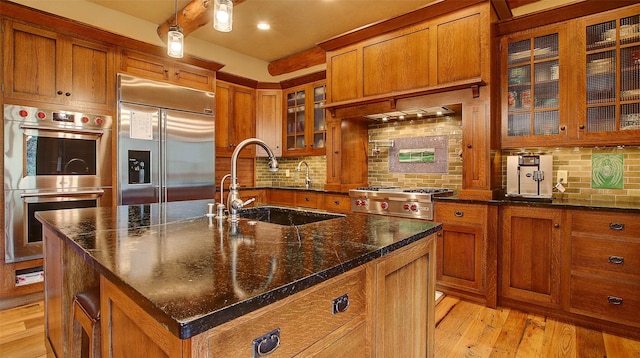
[557,170,568,184]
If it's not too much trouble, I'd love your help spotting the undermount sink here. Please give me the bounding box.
[239,206,345,226]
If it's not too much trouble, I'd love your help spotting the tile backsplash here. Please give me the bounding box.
[256,118,640,203]
[503,146,640,203]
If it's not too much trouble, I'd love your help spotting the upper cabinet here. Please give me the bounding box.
[576,9,640,144]
[500,4,640,148]
[119,49,216,92]
[256,89,283,157]
[216,81,256,157]
[501,26,568,148]
[325,3,489,107]
[283,81,327,156]
[3,20,115,112]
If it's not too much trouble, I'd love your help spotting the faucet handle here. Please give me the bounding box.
[242,197,256,207]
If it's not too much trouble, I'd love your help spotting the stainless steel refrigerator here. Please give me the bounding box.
[117,74,215,205]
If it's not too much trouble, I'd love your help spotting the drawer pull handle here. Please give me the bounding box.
[607,296,623,305]
[454,211,464,217]
[334,200,340,205]
[253,328,280,357]
[609,223,625,231]
[608,256,624,265]
[332,293,350,315]
[305,197,310,202]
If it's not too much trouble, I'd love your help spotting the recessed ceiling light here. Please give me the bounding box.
[257,22,270,30]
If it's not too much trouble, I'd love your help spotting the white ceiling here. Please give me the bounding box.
[86,0,442,63]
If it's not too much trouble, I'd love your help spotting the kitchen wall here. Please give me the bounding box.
[502,147,640,203]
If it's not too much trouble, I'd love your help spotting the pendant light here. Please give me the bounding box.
[167,0,184,58]
[214,0,233,32]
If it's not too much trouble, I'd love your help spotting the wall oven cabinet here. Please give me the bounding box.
[3,104,113,263]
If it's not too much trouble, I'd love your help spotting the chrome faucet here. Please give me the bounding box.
[216,173,231,219]
[228,138,279,223]
[297,160,312,189]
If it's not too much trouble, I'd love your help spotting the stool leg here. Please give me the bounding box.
[70,304,83,358]
[90,321,101,358]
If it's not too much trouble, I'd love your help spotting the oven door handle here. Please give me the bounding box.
[19,123,104,136]
[21,189,105,198]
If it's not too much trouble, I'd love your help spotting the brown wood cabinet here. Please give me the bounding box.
[326,3,489,104]
[500,4,640,148]
[321,193,352,214]
[119,49,215,92]
[434,201,495,307]
[215,81,256,157]
[565,210,640,329]
[374,235,436,358]
[500,206,563,308]
[282,81,327,157]
[500,24,569,148]
[83,233,436,357]
[256,89,283,157]
[324,118,369,191]
[3,20,115,112]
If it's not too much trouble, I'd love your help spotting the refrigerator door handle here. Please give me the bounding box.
[162,111,168,203]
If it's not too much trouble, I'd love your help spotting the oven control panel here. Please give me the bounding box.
[5,105,112,129]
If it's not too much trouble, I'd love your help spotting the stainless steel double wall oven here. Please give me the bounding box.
[4,104,113,263]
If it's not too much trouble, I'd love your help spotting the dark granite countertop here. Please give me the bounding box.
[436,195,640,213]
[36,200,441,340]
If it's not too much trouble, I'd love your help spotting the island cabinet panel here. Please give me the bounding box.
[500,206,563,308]
[565,210,640,329]
[199,267,367,357]
[362,27,430,97]
[434,202,492,306]
[119,49,215,92]
[101,277,185,358]
[373,235,436,358]
[3,20,115,111]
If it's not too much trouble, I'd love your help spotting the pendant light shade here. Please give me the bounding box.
[214,0,233,32]
[167,25,184,58]
[167,0,184,58]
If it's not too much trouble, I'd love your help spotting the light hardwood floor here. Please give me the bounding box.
[1,296,639,357]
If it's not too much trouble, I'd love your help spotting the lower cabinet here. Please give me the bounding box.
[566,210,640,329]
[434,202,495,307]
[500,206,563,308]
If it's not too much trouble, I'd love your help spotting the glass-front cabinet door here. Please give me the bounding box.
[579,12,640,142]
[283,81,327,156]
[501,27,567,148]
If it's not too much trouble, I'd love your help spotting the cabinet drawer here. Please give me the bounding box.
[322,194,351,213]
[435,202,486,225]
[570,274,640,328]
[570,211,640,239]
[205,267,366,357]
[296,192,319,208]
[572,236,640,278]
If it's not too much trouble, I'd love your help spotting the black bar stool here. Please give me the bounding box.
[70,287,101,358]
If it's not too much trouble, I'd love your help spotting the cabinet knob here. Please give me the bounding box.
[607,296,623,305]
[554,223,560,228]
[333,200,340,205]
[466,144,472,149]
[579,124,585,129]
[252,328,280,357]
[175,71,180,76]
[609,223,625,231]
[334,151,339,154]
[608,255,624,265]
[57,90,63,95]
[454,211,464,217]
[164,69,169,73]
[332,293,350,315]
[305,197,310,202]
[65,92,71,97]
[560,126,566,131]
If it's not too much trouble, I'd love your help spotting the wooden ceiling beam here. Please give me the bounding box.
[157,0,245,44]
[268,46,326,76]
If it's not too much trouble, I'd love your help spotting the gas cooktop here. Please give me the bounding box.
[349,187,453,220]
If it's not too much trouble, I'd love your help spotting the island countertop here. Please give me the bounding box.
[36,199,441,339]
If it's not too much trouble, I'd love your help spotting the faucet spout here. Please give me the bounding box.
[228,138,279,222]
[297,160,312,188]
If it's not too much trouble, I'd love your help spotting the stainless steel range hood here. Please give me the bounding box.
[363,106,455,122]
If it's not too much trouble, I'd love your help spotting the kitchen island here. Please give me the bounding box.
[37,199,440,357]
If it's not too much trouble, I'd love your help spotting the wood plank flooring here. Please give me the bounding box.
[1,296,639,357]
